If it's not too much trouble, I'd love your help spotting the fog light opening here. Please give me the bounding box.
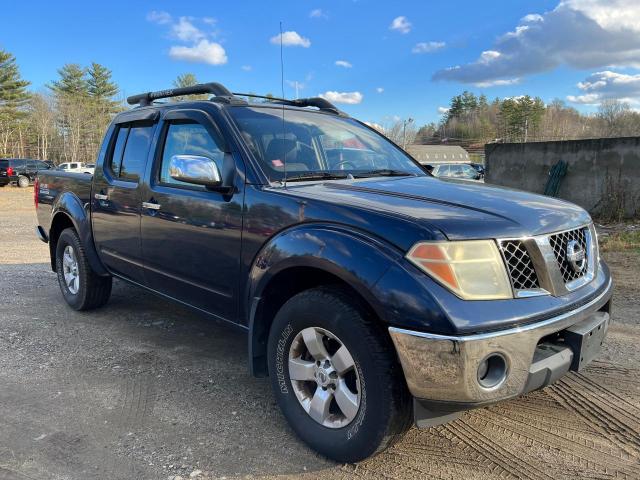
[477,353,508,389]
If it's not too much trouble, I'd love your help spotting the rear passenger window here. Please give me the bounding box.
[108,122,154,182]
[159,122,224,188]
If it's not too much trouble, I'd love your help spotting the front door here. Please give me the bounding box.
[140,110,244,322]
[92,118,157,283]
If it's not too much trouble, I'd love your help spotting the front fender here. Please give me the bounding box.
[51,192,108,276]
[248,223,403,317]
[246,223,404,376]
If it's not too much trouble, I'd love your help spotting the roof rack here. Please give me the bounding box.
[126,82,235,107]
[126,83,344,116]
[233,92,344,115]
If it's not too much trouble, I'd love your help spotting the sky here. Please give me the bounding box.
[3,0,640,126]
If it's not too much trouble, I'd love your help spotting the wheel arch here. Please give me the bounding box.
[49,193,108,276]
[246,224,401,377]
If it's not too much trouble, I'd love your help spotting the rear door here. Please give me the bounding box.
[139,109,244,322]
[91,111,159,283]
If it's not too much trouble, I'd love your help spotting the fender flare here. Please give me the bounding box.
[246,223,403,376]
[50,191,109,276]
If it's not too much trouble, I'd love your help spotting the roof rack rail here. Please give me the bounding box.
[233,92,344,116]
[127,82,234,107]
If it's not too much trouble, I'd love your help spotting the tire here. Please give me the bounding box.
[267,286,412,463]
[55,228,112,310]
[17,175,29,188]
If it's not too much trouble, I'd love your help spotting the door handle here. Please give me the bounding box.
[94,193,108,201]
[142,202,161,210]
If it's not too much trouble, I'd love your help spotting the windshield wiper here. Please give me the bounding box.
[284,171,350,182]
[354,169,416,178]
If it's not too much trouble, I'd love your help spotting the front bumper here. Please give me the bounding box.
[389,276,613,407]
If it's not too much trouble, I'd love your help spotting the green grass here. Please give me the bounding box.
[600,229,640,253]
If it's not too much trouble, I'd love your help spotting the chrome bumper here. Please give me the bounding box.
[389,277,613,405]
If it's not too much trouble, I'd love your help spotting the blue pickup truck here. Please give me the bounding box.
[35,83,613,463]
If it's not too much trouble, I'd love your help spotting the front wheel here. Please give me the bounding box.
[55,228,112,310]
[267,287,412,463]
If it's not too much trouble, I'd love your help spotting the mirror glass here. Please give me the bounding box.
[169,155,222,186]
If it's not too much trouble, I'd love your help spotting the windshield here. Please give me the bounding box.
[229,106,425,182]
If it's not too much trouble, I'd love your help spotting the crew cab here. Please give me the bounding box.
[35,82,613,463]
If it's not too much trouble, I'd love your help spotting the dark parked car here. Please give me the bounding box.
[0,158,51,187]
[35,83,613,462]
[431,162,482,181]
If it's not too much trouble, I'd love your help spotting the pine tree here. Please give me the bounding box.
[0,49,30,110]
[0,49,31,156]
[87,63,118,100]
[48,64,89,96]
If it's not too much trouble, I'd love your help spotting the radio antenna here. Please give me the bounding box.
[279,21,287,187]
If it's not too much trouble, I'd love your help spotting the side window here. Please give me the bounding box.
[27,160,38,169]
[120,124,154,182]
[159,122,225,188]
[70,163,78,169]
[108,126,128,177]
[36,161,50,170]
[108,122,154,182]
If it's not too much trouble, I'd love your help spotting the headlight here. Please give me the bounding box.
[406,240,512,300]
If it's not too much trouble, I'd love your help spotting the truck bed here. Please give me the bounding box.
[36,170,93,233]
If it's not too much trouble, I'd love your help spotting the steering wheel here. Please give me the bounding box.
[334,160,357,170]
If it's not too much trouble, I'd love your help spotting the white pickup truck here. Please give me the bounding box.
[56,162,94,174]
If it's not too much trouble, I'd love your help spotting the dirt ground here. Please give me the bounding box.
[0,187,639,480]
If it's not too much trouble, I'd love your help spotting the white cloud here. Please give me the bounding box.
[521,13,544,23]
[390,16,411,34]
[437,106,450,114]
[147,10,172,24]
[169,40,228,65]
[319,91,363,104]
[433,0,640,84]
[270,31,311,48]
[376,87,384,93]
[335,60,353,68]
[202,17,217,25]
[310,9,328,19]
[241,65,252,71]
[475,78,521,87]
[172,17,206,42]
[568,70,640,104]
[412,41,445,54]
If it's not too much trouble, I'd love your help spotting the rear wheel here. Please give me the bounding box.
[55,228,112,310]
[267,286,412,463]
[17,175,29,188]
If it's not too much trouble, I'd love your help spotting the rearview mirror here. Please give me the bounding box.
[169,154,222,187]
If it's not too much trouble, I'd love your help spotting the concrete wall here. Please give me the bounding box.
[485,137,640,219]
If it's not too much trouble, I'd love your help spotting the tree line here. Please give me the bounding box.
[412,91,640,146]
[4,46,640,164]
[0,49,212,165]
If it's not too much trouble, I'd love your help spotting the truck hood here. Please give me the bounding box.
[286,176,590,240]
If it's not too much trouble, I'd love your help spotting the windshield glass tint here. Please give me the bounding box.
[229,106,425,181]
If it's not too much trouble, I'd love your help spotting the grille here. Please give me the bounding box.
[548,227,588,283]
[499,240,539,291]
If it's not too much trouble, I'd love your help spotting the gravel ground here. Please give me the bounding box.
[0,187,639,480]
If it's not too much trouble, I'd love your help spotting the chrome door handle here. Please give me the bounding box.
[142,202,161,210]
[94,193,108,200]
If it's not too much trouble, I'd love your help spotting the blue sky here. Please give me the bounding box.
[3,0,640,126]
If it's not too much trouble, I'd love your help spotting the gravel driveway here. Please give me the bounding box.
[1,188,639,480]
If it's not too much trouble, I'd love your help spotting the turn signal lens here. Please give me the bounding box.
[406,240,512,300]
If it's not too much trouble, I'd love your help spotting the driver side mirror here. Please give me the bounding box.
[169,155,232,193]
